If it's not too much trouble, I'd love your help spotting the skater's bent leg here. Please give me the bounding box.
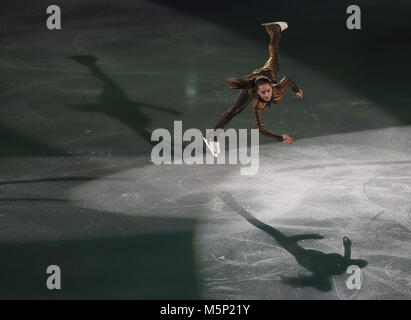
[214,89,254,132]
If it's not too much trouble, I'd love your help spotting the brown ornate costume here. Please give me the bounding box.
[214,24,300,142]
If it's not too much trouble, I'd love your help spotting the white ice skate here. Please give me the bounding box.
[261,21,288,31]
[203,137,220,158]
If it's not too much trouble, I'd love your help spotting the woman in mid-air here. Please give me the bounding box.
[207,22,303,155]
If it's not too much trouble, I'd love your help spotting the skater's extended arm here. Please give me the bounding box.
[253,106,284,141]
[343,237,352,260]
[278,76,303,98]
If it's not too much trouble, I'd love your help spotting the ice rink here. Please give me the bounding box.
[0,0,410,299]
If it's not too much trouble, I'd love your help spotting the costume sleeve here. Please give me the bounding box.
[279,76,300,93]
[253,106,284,141]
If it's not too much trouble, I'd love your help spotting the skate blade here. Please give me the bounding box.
[261,21,288,31]
[203,137,219,158]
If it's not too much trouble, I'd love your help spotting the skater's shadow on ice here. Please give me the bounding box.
[219,192,368,292]
[69,55,182,146]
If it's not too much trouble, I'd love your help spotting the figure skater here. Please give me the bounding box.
[206,22,303,155]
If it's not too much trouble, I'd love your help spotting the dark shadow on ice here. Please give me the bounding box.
[0,205,201,299]
[219,191,367,292]
[70,55,182,146]
[0,198,69,202]
[0,124,63,157]
[0,176,135,186]
[0,176,96,186]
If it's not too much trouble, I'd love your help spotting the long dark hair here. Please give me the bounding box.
[226,69,273,90]
[225,76,255,89]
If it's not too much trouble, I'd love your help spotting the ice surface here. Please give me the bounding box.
[70,126,411,299]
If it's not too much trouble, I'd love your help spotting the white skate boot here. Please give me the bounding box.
[261,21,288,31]
[203,137,220,157]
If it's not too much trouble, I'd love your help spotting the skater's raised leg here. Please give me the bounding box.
[261,22,286,78]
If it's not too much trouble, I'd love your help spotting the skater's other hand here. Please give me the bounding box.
[282,134,294,144]
[343,236,352,247]
[295,89,303,99]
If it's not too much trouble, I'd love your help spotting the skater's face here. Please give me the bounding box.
[257,83,272,102]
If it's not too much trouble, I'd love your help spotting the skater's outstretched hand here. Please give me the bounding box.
[343,236,352,247]
[295,89,303,99]
[282,134,295,144]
